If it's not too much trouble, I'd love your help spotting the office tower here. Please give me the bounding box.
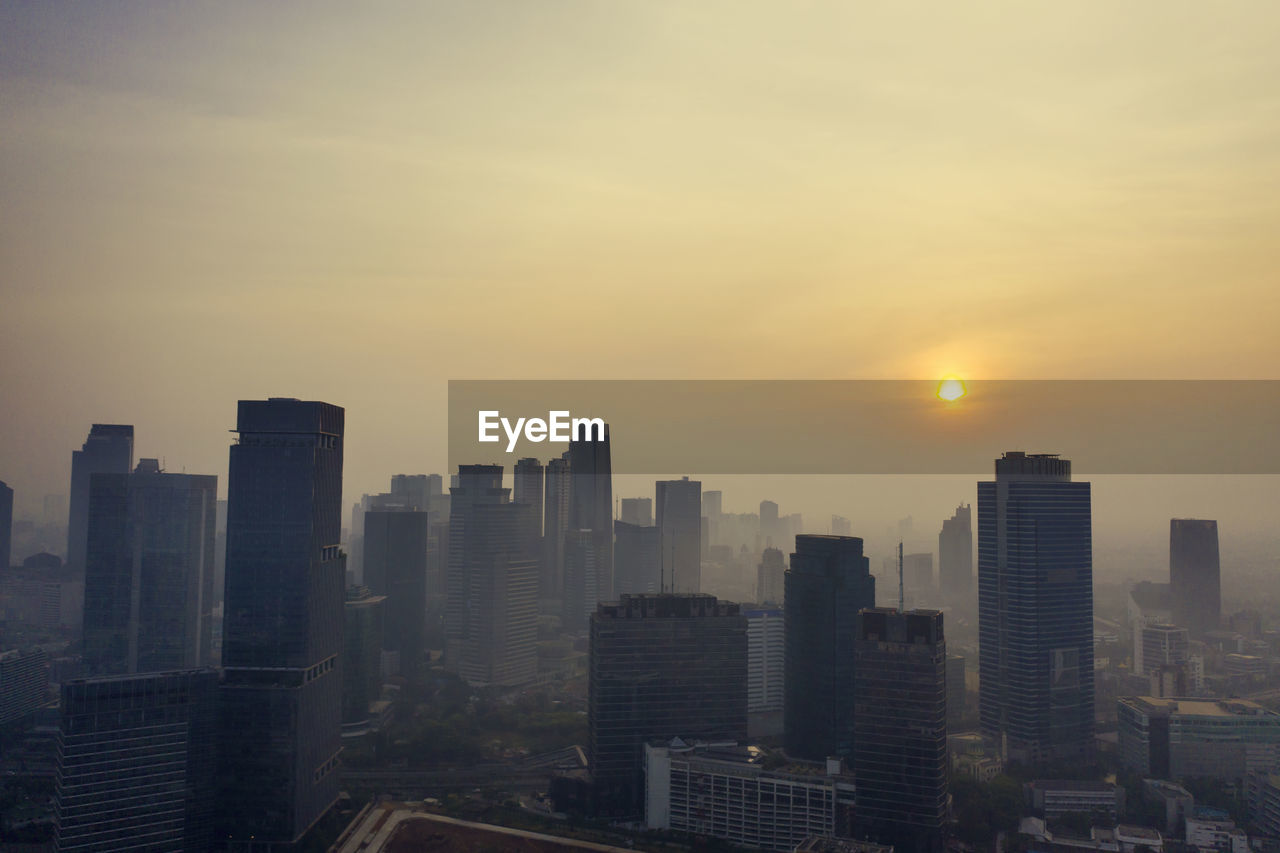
[0,480,12,570]
[978,451,1093,766]
[342,586,385,726]
[56,669,218,853]
[760,500,780,547]
[702,489,722,546]
[1170,519,1221,637]
[854,608,947,853]
[619,497,653,527]
[362,508,429,681]
[1137,623,1189,678]
[513,457,545,534]
[938,503,973,599]
[947,654,967,727]
[903,552,934,592]
[218,399,345,845]
[562,529,598,631]
[542,454,571,600]
[746,606,785,736]
[757,546,785,605]
[389,473,439,510]
[459,502,539,687]
[785,535,876,762]
[0,647,49,725]
[569,423,612,600]
[81,459,217,677]
[831,515,852,537]
[1118,697,1280,781]
[67,424,134,570]
[614,519,659,595]
[589,593,748,818]
[446,464,506,668]
[701,490,722,519]
[656,477,701,594]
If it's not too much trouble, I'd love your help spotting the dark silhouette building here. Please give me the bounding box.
[562,529,598,631]
[757,546,785,605]
[67,424,133,571]
[656,477,701,594]
[458,501,539,687]
[56,669,218,853]
[978,452,1093,766]
[614,519,659,595]
[542,454,571,601]
[342,585,385,726]
[217,398,345,845]
[854,608,947,853]
[362,507,429,681]
[568,425,612,600]
[446,464,506,670]
[81,459,217,676]
[1169,518,1220,637]
[938,503,972,600]
[619,497,652,527]
[0,479,12,570]
[785,535,876,762]
[588,593,747,818]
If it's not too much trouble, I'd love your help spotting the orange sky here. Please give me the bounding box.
[1,2,1278,514]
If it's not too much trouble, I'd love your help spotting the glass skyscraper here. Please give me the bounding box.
[217,399,345,845]
[67,424,133,571]
[978,451,1093,766]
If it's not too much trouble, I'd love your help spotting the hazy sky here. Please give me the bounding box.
[2,2,1278,518]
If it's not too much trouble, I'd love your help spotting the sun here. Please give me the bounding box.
[936,376,967,402]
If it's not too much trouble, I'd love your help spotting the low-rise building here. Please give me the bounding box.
[1117,697,1280,782]
[1185,816,1248,853]
[1142,779,1194,835]
[1028,780,1124,823]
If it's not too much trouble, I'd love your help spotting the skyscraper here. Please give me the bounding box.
[938,503,972,600]
[362,507,429,681]
[1169,518,1220,637]
[56,669,218,853]
[67,424,133,570]
[756,546,785,605]
[561,529,598,631]
[542,454,571,600]
[82,459,217,676]
[513,457,545,537]
[569,424,612,600]
[746,606,785,736]
[458,502,539,687]
[588,593,747,818]
[0,479,12,570]
[656,477,701,594]
[446,464,506,668]
[854,608,947,853]
[613,519,659,595]
[784,535,876,762]
[760,500,780,548]
[218,398,345,845]
[978,452,1093,766]
[342,585,385,727]
[619,497,652,527]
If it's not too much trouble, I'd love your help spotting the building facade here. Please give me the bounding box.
[458,501,539,687]
[67,425,134,573]
[362,508,429,682]
[1118,696,1280,781]
[656,477,701,595]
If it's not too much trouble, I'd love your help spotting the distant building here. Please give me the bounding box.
[644,741,855,851]
[979,452,1094,766]
[947,654,967,727]
[1137,624,1189,678]
[55,669,218,852]
[562,529,598,631]
[786,535,876,762]
[757,547,785,606]
[588,594,747,818]
[363,507,429,682]
[903,552,933,594]
[542,454,571,600]
[760,500,780,547]
[853,607,947,853]
[614,519,659,595]
[1028,779,1124,823]
[569,425,612,600]
[513,456,545,551]
[831,515,852,537]
[656,477,701,595]
[82,459,217,676]
[938,503,972,599]
[1118,697,1280,781]
[0,479,12,570]
[0,647,49,725]
[343,586,385,727]
[746,607,785,736]
[1170,519,1220,637]
[458,502,538,687]
[67,424,134,571]
[447,464,507,668]
[619,497,652,527]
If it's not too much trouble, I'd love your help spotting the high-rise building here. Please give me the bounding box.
[569,424,612,600]
[831,515,852,537]
[746,606,785,735]
[67,424,133,570]
[542,454,571,600]
[757,546,785,605]
[619,497,652,527]
[389,473,439,511]
[513,457,545,535]
[760,500,780,548]
[785,535,876,762]
[1137,623,1189,678]
[458,502,539,687]
[614,519,659,595]
[342,586,385,726]
[81,459,217,677]
[589,593,747,818]
[56,669,218,853]
[938,504,972,599]
[446,464,506,668]
[854,608,948,853]
[903,552,934,593]
[0,479,12,570]
[978,451,1093,766]
[1170,519,1220,637]
[947,654,967,727]
[0,647,49,725]
[218,398,345,845]
[362,508,429,682]
[656,477,701,594]
[561,529,598,631]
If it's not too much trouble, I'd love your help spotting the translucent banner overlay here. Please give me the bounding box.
[448,380,1280,475]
